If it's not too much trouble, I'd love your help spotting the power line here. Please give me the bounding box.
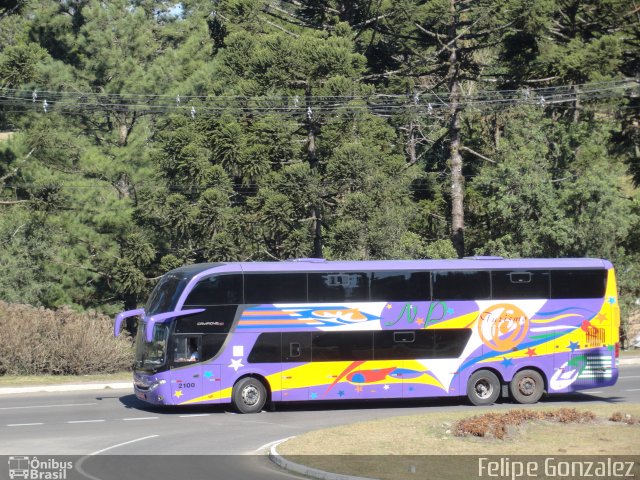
[1,79,636,118]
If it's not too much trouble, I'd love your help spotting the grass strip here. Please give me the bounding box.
[0,372,131,387]
[277,404,640,480]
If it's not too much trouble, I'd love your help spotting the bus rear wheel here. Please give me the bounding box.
[467,370,501,406]
[232,377,267,414]
[510,369,544,404]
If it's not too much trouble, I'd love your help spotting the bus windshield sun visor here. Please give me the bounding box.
[114,308,145,337]
[144,309,205,342]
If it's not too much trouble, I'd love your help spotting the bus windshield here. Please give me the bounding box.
[145,272,189,316]
[135,321,168,371]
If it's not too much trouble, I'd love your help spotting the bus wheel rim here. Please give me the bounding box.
[518,377,536,396]
[242,385,260,406]
[474,379,493,399]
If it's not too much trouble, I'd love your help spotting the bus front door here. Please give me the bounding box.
[169,335,204,403]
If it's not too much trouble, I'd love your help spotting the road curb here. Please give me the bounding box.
[269,439,376,480]
[0,382,131,395]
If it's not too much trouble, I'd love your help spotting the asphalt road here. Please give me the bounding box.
[1,365,639,479]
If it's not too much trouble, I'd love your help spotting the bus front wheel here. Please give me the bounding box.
[510,369,544,404]
[467,370,501,406]
[232,377,267,414]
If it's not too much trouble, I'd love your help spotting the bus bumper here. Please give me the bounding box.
[133,372,173,405]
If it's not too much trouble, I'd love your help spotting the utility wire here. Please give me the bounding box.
[1,79,636,117]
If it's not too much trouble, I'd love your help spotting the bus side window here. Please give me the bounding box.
[311,331,373,361]
[491,270,550,299]
[432,271,490,300]
[550,270,607,298]
[282,332,311,362]
[202,334,226,361]
[244,273,307,304]
[248,333,282,363]
[370,271,430,301]
[173,336,201,364]
[184,274,243,306]
[308,272,370,302]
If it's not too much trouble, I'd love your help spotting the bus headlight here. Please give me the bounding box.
[149,379,166,391]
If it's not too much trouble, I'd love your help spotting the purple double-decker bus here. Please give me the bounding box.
[114,258,620,413]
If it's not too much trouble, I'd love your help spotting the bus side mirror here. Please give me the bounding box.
[114,309,145,337]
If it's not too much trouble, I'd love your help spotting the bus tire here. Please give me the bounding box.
[510,369,544,404]
[232,377,267,414]
[467,370,501,406]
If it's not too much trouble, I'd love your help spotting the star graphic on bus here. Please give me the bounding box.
[310,392,318,400]
[526,348,537,357]
[174,390,183,398]
[383,384,390,391]
[203,371,213,378]
[568,341,580,352]
[229,358,244,372]
[501,357,513,367]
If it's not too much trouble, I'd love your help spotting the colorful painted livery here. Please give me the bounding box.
[114,258,620,413]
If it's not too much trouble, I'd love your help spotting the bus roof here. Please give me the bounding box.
[169,258,612,279]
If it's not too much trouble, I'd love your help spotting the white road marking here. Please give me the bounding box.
[76,435,159,480]
[626,388,640,392]
[122,417,159,421]
[68,420,105,424]
[583,390,603,393]
[619,375,640,379]
[178,414,210,418]
[0,402,96,410]
[87,434,160,456]
[7,422,44,427]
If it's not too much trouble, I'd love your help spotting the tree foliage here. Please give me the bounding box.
[0,0,638,334]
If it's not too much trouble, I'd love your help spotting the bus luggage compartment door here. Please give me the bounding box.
[281,332,311,401]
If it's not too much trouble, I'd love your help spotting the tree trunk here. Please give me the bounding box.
[408,119,417,165]
[116,112,137,147]
[306,88,323,258]
[448,0,465,258]
[571,84,580,123]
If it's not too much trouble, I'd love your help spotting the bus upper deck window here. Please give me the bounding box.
[184,274,243,306]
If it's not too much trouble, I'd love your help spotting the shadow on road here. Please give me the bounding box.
[114,389,625,415]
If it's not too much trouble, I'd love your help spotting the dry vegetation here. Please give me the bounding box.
[279,404,640,457]
[0,301,133,375]
[0,131,15,142]
[453,408,596,440]
[610,412,639,425]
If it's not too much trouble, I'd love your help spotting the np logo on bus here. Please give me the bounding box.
[478,303,529,351]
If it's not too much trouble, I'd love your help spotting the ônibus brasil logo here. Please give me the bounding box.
[8,456,73,480]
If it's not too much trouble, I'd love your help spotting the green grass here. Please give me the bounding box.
[0,372,131,387]
[277,404,640,480]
